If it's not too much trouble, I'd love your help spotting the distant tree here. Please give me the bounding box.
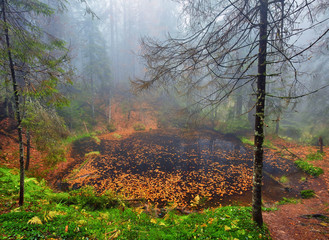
[136,0,329,226]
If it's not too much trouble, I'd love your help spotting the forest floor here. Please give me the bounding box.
[0,117,328,239]
[262,137,329,240]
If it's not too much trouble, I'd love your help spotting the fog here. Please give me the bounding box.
[43,1,329,143]
[1,0,329,143]
[1,0,329,228]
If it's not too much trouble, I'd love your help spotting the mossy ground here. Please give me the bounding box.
[0,167,271,240]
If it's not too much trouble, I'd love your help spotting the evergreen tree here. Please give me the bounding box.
[0,0,70,206]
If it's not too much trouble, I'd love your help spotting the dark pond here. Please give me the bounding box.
[66,130,302,208]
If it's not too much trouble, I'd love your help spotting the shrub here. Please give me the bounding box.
[295,160,324,177]
[300,189,315,199]
[107,121,116,132]
[133,123,146,131]
[306,152,324,161]
[67,186,119,210]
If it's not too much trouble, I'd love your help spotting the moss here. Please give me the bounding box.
[279,176,289,184]
[300,190,315,199]
[85,151,100,157]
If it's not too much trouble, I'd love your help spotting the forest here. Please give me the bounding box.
[0,0,328,239]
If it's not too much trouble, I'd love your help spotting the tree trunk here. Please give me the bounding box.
[25,130,30,171]
[2,0,25,206]
[252,0,269,227]
[275,116,280,135]
[319,137,323,153]
[236,93,243,117]
[108,96,112,123]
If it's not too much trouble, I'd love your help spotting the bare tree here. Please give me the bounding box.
[135,0,329,226]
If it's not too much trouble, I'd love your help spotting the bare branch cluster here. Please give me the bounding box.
[136,0,329,107]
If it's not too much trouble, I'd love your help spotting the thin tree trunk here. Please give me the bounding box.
[2,0,25,206]
[319,137,323,153]
[108,96,112,123]
[25,130,30,171]
[252,0,269,227]
[275,116,280,135]
[236,93,243,117]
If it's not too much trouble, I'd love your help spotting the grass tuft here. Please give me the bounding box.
[300,190,315,199]
[294,160,324,177]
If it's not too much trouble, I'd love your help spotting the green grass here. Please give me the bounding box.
[240,136,254,146]
[239,137,277,149]
[300,190,315,199]
[112,133,122,139]
[300,177,307,182]
[305,152,324,161]
[277,197,299,205]
[0,167,271,239]
[294,160,324,177]
[62,132,94,145]
[279,176,289,184]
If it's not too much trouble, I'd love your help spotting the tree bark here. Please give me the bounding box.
[252,0,269,227]
[25,130,30,171]
[2,0,25,206]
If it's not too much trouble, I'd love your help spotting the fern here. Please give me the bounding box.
[27,216,43,225]
[43,210,62,222]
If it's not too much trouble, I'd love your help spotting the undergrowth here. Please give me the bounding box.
[240,137,277,149]
[300,190,316,199]
[294,160,324,177]
[0,167,271,240]
[305,152,324,161]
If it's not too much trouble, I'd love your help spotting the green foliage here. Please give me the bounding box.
[133,123,146,131]
[300,177,307,182]
[57,96,97,131]
[279,176,289,184]
[93,136,101,144]
[240,136,276,149]
[22,101,68,166]
[0,167,271,239]
[277,197,299,205]
[300,190,315,199]
[240,136,254,145]
[62,132,94,145]
[51,186,119,211]
[262,206,278,212]
[112,133,122,139]
[306,152,324,161]
[0,168,19,209]
[294,160,324,177]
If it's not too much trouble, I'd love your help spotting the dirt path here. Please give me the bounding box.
[263,142,329,240]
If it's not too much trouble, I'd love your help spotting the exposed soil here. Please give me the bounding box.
[263,138,329,240]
